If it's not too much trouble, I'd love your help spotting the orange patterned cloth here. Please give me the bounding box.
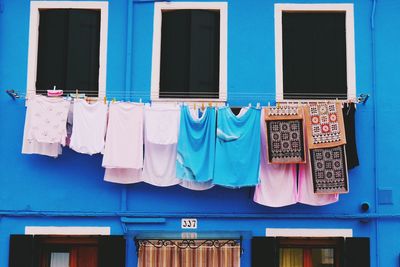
[304,102,346,149]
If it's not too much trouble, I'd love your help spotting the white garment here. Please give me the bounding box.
[69,99,108,155]
[253,109,298,207]
[22,95,69,157]
[145,105,180,145]
[142,105,181,186]
[24,95,70,145]
[102,102,144,169]
[178,107,214,191]
[104,168,142,184]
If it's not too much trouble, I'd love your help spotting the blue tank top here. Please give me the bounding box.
[213,107,261,187]
[176,106,216,182]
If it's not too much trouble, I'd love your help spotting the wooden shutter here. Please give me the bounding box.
[9,235,39,267]
[251,237,278,267]
[344,237,370,267]
[98,236,126,267]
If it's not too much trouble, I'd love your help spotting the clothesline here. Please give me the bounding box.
[5,90,370,104]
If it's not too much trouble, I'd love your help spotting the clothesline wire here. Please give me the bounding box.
[7,90,368,104]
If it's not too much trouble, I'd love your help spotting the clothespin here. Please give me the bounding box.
[112,97,116,103]
[267,101,270,107]
[208,101,212,107]
[75,89,79,100]
[194,103,197,110]
[277,102,280,108]
[248,102,252,108]
[104,96,107,104]
[256,102,260,109]
[201,102,205,110]
[140,98,142,103]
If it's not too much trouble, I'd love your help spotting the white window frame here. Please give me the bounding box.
[26,1,108,99]
[25,226,110,235]
[151,2,228,102]
[265,228,353,238]
[274,4,356,101]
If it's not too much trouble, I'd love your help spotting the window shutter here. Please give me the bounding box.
[98,236,126,267]
[344,237,370,267]
[251,237,278,267]
[9,235,39,267]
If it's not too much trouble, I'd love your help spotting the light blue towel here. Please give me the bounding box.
[213,106,261,187]
[176,106,216,182]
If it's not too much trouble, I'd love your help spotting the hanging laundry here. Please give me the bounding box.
[310,145,349,194]
[104,168,142,184]
[264,105,306,164]
[22,95,70,157]
[69,99,108,155]
[178,106,215,191]
[176,105,216,183]
[342,103,359,169]
[298,127,339,205]
[102,102,144,184]
[142,104,181,187]
[180,179,214,191]
[304,102,346,149]
[254,109,298,207]
[213,106,261,188]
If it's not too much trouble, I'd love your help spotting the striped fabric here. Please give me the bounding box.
[137,241,240,267]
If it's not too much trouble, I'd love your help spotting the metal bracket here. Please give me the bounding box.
[5,90,20,100]
[357,93,370,104]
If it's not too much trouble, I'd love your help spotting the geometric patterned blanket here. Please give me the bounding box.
[310,145,349,194]
[265,106,306,164]
[305,102,346,149]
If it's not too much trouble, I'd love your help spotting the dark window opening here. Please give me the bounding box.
[282,12,347,99]
[9,235,126,267]
[159,9,220,98]
[251,236,370,267]
[36,9,101,96]
[278,238,342,267]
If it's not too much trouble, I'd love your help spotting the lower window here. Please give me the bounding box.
[9,235,126,267]
[251,236,370,267]
[278,238,341,267]
[38,236,98,267]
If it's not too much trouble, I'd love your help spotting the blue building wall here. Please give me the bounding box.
[0,0,398,266]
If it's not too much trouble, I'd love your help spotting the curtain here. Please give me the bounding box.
[303,249,313,267]
[137,241,240,267]
[279,248,302,267]
[50,252,70,267]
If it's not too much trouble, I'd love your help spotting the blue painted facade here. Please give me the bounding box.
[0,0,399,266]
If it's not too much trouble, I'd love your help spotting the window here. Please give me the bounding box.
[278,238,341,267]
[27,1,108,98]
[251,236,370,267]
[8,235,126,267]
[274,4,356,101]
[151,2,227,101]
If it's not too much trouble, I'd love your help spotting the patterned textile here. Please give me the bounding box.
[265,106,306,164]
[137,241,241,267]
[310,145,349,194]
[305,102,346,149]
[266,120,305,163]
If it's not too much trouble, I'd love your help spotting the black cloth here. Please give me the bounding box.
[342,103,359,169]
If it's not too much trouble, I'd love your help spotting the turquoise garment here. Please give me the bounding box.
[213,107,261,187]
[176,106,216,182]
